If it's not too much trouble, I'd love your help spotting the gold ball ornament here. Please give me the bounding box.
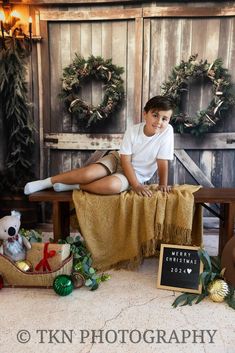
[208,279,230,302]
[15,260,33,272]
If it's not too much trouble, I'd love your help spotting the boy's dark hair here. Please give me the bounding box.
[144,95,175,113]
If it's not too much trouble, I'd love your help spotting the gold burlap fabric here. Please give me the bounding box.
[72,184,202,271]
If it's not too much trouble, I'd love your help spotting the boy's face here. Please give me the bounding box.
[143,109,172,136]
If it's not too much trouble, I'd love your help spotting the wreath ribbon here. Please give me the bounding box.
[35,242,56,272]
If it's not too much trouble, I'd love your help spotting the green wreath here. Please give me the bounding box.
[61,54,125,127]
[161,54,235,136]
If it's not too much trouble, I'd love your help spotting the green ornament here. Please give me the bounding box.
[53,275,74,296]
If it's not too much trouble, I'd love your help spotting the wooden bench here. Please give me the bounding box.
[29,188,235,256]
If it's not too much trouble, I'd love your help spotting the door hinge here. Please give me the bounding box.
[227,139,235,144]
[44,137,59,143]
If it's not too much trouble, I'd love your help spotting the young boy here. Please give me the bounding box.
[24,96,175,197]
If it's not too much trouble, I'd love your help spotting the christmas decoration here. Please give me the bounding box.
[161,54,235,136]
[19,228,43,243]
[59,235,110,291]
[208,279,230,302]
[0,211,31,262]
[71,272,85,289]
[172,249,235,309]
[61,54,125,127]
[0,226,109,291]
[27,242,70,272]
[34,242,56,272]
[53,274,74,296]
[15,260,33,272]
[0,36,35,194]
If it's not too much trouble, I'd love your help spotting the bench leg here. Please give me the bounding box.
[52,201,70,242]
[219,202,235,256]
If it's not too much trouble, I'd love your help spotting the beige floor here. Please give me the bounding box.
[1,233,234,353]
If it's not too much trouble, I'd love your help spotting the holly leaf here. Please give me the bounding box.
[85,279,93,287]
[195,292,207,304]
[65,236,74,244]
[172,293,189,308]
[182,294,198,306]
[211,256,221,273]
[198,249,212,272]
[225,296,235,310]
[199,271,212,289]
[172,293,200,307]
[89,267,95,274]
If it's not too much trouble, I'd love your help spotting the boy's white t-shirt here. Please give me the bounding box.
[119,122,174,183]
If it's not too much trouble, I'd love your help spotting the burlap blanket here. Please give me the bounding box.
[72,184,202,271]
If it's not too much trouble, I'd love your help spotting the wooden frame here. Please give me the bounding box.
[39,8,144,129]
[18,0,144,4]
[143,6,235,18]
[39,7,144,146]
[157,244,203,294]
[44,132,235,150]
[39,9,143,21]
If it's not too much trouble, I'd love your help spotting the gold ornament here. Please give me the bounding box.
[15,260,33,272]
[208,279,230,302]
[71,272,85,289]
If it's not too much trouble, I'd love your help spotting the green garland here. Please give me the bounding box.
[161,54,235,136]
[61,235,110,291]
[61,54,125,127]
[0,36,34,193]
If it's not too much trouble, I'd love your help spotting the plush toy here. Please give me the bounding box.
[0,211,31,262]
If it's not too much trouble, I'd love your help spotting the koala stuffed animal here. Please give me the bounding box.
[0,211,31,262]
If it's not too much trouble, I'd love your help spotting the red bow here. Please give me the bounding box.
[35,242,56,272]
[7,234,19,243]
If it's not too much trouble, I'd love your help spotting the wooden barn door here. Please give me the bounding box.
[37,6,235,195]
[38,8,144,178]
[142,7,235,190]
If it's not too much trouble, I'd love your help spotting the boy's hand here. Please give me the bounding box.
[158,185,172,193]
[132,184,152,197]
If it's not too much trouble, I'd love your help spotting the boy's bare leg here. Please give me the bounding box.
[51,164,108,184]
[24,164,109,195]
[80,175,122,195]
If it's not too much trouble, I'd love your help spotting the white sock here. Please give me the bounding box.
[53,183,80,192]
[24,177,52,195]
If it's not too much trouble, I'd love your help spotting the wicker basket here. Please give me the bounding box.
[0,253,73,288]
